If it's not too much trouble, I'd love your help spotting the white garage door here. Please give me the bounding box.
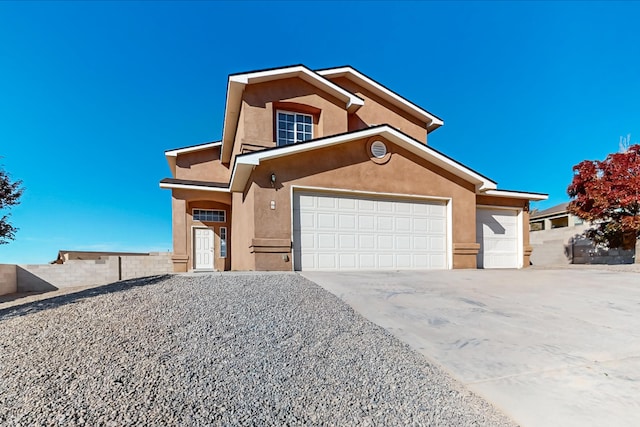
[293,192,448,271]
[476,208,520,268]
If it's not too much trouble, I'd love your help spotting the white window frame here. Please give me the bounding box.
[192,209,226,223]
[276,110,313,146]
[220,227,227,258]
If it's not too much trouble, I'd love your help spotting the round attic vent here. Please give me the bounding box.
[370,141,387,159]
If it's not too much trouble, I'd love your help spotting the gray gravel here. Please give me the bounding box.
[0,273,516,426]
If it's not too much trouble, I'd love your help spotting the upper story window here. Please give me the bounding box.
[277,111,312,146]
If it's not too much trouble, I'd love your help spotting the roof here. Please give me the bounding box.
[530,202,570,220]
[165,141,222,157]
[219,64,446,163]
[316,66,444,132]
[159,178,230,192]
[230,125,497,192]
[221,65,365,163]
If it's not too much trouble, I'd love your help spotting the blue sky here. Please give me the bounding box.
[1,1,639,264]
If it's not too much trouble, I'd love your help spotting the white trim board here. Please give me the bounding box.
[231,125,497,192]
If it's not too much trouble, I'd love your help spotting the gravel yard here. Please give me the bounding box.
[0,273,515,426]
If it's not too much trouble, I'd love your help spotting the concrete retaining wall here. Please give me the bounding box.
[120,252,173,280]
[530,225,589,266]
[570,237,636,265]
[0,253,173,296]
[0,264,17,295]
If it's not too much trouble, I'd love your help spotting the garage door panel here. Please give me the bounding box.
[397,254,412,268]
[294,192,448,271]
[377,216,393,230]
[299,212,315,228]
[396,235,411,249]
[317,213,335,229]
[359,253,375,268]
[338,198,356,210]
[338,253,356,269]
[358,216,375,230]
[318,253,335,269]
[318,233,336,249]
[395,217,411,231]
[339,234,356,249]
[300,233,315,250]
[430,218,446,233]
[378,235,394,250]
[339,214,356,229]
[359,234,375,249]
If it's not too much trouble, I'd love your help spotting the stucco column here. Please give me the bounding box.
[171,194,189,272]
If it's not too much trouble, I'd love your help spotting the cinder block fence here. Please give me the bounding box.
[0,253,173,296]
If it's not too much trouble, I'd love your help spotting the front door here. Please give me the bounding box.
[194,228,214,270]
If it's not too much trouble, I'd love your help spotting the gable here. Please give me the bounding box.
[231,126,495,193]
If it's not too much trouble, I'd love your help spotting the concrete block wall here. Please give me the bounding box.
[120,252,173,280]
[571,239,635,265]
[0,253,174,296]
[530,224,589,266]
[17,257,120,292]
[0,264,17,295]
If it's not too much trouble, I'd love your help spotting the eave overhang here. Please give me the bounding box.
[221,65,365,164]
[230,125,497,193]
[163,141,222,177]
[159,178,230,193]
[317,66,445,133]
[479,189,548,201]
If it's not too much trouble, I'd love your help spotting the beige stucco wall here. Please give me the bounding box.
[229,78,349,166]
[328,76,428,143]
[231,188,256,270]
[247,137,477,270]
[171,189,231,272]
[175,146,230,183]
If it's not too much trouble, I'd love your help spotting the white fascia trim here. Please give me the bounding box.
[165,141,222,157]
[159,182,231,193]
[229,66,364,109]
[317,67,444,128]
[230,125,496,192]
[481,189,548,201]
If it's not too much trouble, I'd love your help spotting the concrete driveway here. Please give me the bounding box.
[301,268,640,427]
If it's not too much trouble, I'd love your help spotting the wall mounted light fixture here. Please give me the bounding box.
[270,173,276,187]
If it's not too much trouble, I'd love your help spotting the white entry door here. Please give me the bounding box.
[194,228,214,270]
[293,192,448,271]
[476,208,520,268]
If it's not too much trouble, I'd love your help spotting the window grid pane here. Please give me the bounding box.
[193,209,225,222]
[277,111,312,146]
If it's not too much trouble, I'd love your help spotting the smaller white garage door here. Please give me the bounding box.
[476,208,521,269]
[293,192,448,271]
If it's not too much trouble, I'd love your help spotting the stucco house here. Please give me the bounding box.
[160,65,547,272]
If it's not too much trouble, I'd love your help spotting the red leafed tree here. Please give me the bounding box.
[567,144,640,248]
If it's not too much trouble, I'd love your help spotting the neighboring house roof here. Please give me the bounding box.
[530,202,570,220]
[221,65,366,163]
[53,250,149,264]
[316,66,444,132]
[230,125,496,192]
